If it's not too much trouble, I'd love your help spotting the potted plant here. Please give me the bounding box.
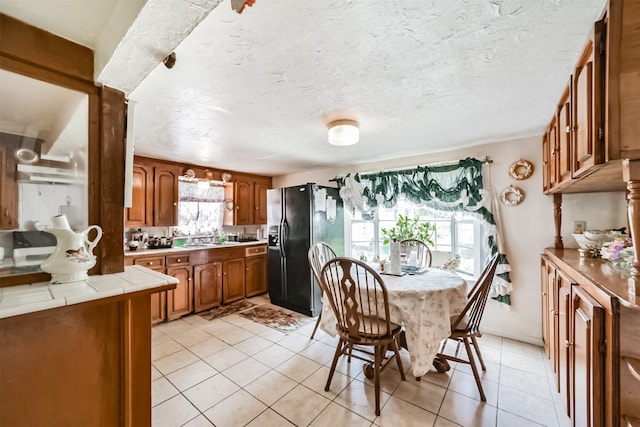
[381,214,435,246]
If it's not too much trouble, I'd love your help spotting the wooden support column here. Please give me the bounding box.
[623,159,640,295]
[553,193,564,249]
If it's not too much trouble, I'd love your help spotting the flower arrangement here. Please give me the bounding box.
[600,238,635,270]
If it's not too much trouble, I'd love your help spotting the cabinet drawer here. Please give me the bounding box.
[245,245,267,257]
[133,256,165,268]
[166,254,190,266]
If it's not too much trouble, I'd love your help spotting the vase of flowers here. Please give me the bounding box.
[600,237,635,270]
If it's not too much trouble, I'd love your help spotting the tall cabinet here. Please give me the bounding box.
[541,1,640,425]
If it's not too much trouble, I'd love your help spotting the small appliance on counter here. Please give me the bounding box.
[12,231,57,266]
[146,236,173,249]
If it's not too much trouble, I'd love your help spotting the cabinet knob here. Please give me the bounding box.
[173,202,177,206]
[565,340,572,348]
[148,261,154,265]
[177,258,181,262]
[236,206,239,210]
[565,126,571,134]
[255,206,258,210]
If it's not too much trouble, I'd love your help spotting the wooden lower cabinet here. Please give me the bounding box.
[223,257,245,303]
[194,262,223,312]
[571,285,604,427]
[166,265,192,320]
[557,269,573,417]
[245,254,267,297]
[150,286,167,325]
[541,250,638,427]
[127,244,267,322]
[0,282,175,426]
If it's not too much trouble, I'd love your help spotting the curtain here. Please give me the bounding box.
[334,157,512,306]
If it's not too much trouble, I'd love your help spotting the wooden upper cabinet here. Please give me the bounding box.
[154,165,178,226]
[548,115,560,191]
[557,85,573,187]
[126,160,178,227]
[234,178,253,225]
[542,132,551,193]
[126,163,153,226]
[572,19,606,178]
[225,177,271,226]
[255,181,269,224]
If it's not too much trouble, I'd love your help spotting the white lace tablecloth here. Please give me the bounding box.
[319,268,468,377]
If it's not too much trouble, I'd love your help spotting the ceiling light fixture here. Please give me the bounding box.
[328,119,359,146]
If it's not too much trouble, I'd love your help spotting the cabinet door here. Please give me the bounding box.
[0,144,18,230]
[254,182,269,224]
[126,163,153,226]
[544,260,558,377]
[223,258,245,303]
[557,271,574,418]
[548,115,560,190]
[542,132,551,193]
[151,291,166,325]
[194,262,223,312]
[154,166,178,226]
[557,86,572,186]
[234,179,253,225]
[572,285,604,427]
[245,255,267,297]
[166,265,193,320]
[572,20,605,178]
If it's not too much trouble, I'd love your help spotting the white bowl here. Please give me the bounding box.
[583,230,617,242]
[572,234,592,249]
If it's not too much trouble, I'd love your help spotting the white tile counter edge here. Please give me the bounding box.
[0,265,178,319]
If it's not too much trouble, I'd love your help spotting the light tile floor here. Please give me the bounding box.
[152,295,568,427]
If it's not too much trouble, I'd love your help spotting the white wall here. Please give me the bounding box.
[273,136,627,345]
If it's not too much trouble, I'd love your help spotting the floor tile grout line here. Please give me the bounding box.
[152,299,559,427]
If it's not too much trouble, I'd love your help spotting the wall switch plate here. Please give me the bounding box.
[574,220,586,234]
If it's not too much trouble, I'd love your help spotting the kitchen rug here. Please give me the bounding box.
[198,300,256,321]
[239,305,314,333]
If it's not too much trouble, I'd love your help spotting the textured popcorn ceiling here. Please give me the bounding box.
[1,0,607,176]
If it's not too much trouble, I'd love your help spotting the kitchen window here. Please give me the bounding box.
[347,199,486,276]
[176,179,225,236]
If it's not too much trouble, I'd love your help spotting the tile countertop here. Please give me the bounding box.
[124,239,268,256]
[0,265,178,319]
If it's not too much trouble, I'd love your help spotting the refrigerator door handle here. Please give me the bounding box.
[280,220,287,257]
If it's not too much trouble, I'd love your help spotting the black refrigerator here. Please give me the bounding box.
[267,183,344,317]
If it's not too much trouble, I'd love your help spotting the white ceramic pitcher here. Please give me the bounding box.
[40,215,103,284]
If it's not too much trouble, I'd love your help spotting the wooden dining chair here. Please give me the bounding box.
[400,238,432,268]
[435,252,500,401]
[320,257,406,416]
[307,242,337,339]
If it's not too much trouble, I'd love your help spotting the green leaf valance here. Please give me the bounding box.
[336,158,493,223]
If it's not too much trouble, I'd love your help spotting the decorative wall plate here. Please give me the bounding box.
[500,185,525,206]
[508,159,534,180]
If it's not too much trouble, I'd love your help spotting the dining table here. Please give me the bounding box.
[318,267,468,378]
